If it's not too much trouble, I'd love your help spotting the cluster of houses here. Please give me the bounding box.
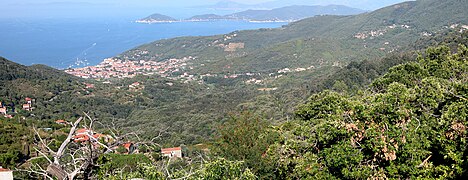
[56,119,183,157]
[65,57,195,79]
[0,97,35,119]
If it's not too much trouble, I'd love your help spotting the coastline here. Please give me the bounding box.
[135,19,297,24]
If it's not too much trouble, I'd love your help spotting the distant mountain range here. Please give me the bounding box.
[137,5,366,23]
[219,5,365,22]
[195,0,408,11]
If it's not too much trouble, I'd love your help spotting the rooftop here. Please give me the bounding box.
[161,147,182,152]
[0,166,11,172]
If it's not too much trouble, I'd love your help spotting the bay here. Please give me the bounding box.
[0,18,286,69]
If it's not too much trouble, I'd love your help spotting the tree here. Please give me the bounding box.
[264,45,468,179]
[213,112,278,178]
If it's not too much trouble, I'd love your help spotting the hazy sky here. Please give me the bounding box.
[0,0,409,19]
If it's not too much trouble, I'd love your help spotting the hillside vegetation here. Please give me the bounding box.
[2,0,467,147]
[1,1,468,178]
[110,0,468,144]
[124,0,468,75]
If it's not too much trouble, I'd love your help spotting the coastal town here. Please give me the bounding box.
[65,55,319,88]
[65,56,196,79]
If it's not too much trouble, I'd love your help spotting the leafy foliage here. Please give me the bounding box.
[0,119,32,168]
[213,112,279,178]
[264,45,468,179]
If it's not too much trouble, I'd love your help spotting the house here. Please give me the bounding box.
[0,166,13,180]
[112,142,136,154]
[73,129,113,146]
[0,107,6,115]
[129,82,141,89]
[22,104,31,111]
[55,120,68,125]
[161,147,182,158]
[76,128,92,135]
[73,134,90,142]
[92,134,113,143]
[25,97,32,104]
[123,142,136,154]
[73,128,93,143]
[85,83,95,89]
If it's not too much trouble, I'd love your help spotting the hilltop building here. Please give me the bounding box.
[161,147,182,158]
[22,97,34,111]
[0,167,13,180]
[0,107,6,115]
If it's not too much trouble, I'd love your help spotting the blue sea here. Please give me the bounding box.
[0,18,286,69]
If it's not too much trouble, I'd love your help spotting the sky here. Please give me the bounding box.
[0,0,409,19]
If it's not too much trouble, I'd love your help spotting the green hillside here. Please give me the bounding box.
[2,1,468,178]
[0,57,134,122]
[123,0,467,75]
[105,0,468,144]
[1,0,467,147]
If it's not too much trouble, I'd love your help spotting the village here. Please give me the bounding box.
[65,54,320,91]
[0,97,35,119]
[1,97,185,157]
[59,121,184,158]
[65,56,196,79]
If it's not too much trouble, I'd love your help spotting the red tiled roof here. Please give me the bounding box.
[161,147,181,153]
[0,167,11,172]
[123,142,133,150]
[76,128,89,134]
[92,134,106,139]
[56,120,66,123]
[73,134,90,142]
[25,97,32,101]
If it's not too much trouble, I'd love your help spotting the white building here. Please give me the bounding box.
[0,167,13,180]
[161,147,182,158]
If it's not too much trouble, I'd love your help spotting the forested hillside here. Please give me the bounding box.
[2,0,467,147]
[0,57,133,121]
[44,44,467,179]
[260,45,468,179]
[110,0,468,144]
[1,0,468,178]
[121,0,468,74]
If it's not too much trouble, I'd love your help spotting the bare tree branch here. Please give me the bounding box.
[56,117,83,164]
[33,127,55,154]
[33,147,53,164]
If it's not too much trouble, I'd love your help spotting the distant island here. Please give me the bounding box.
[136,5,365,23]
[186,14,234,22]
[212,5,365,22]
[135,13,178,24]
